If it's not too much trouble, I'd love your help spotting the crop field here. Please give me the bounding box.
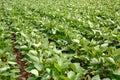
[0,0,120,80]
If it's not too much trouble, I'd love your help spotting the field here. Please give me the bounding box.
[0,0,120,80]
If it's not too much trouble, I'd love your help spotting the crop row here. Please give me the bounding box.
[0,0,120,80]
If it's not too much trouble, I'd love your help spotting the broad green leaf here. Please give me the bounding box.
[20,45,28,50]
[70,63,76,72]
[29,50,38,55]
[90,58,99,65]
[54,63,62,72]
[101,43,108,48]
[72,39,79,43]
[42,38,49,49]
[0,65,10,72]
[34,63,44,71]
[106,57,115,64]
[27,54,39,63]
[92,75,100,80]
[114,68,120,75]
[67,71,75,79]
[30,69,39,77]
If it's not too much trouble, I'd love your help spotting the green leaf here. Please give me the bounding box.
[90,58,99,65]
[34,63,44,71]
[92,75,100,80]
[60,75,69,80]
[67,71,75,79]
[29,50,38,56]
[27,54,39,63]
[20,32,27,38]
[114,68,120,75]
[52,69,60,79]
[70,63,86,74]
[70,63,76,72]
[0,65,10,72]
[113,49,120,62]
[20,45,28,50]
[114,49,120,55]
[101,43,108,48]
[114,54,120,62]
[30,69,39,77]
[42,38,49,49]
[8,61,16,65]
[106,57,115,64]
[54,63,62,72]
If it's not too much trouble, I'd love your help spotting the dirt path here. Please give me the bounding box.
[10,28,30,80]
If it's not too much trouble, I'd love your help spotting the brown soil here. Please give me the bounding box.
[11,31,30,80]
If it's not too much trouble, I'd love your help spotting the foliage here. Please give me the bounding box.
[0,0,120,80]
